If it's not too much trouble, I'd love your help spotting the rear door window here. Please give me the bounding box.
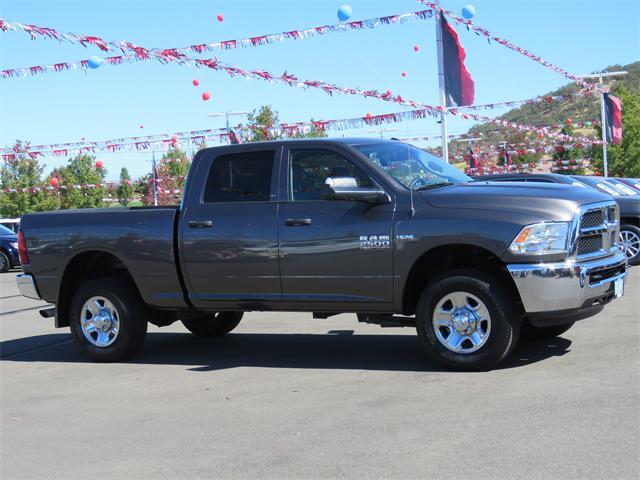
[203,151,275,203]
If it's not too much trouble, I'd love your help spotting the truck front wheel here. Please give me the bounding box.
[182,312,243,337]
[69,278,148,362]
[416,270,520,370]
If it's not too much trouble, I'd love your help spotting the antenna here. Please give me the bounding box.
[407,136,415,218]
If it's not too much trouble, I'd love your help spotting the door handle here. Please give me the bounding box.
[188,220,213,228]
[285,218,312,226]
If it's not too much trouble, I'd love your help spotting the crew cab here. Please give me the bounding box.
[17,139,628,369]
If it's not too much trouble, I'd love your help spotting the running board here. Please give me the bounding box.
[357,314,415,328]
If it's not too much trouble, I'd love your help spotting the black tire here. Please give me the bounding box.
[620,224,640,266]
[415,269,521,371]
[182,312,244,337]
[522,321,575,340]
[69,277,148,362]
[0,251,9,273]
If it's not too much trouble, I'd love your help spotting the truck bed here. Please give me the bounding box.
[19,206,188,309]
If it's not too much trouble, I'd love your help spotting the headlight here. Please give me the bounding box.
[509,222,569,255]
[9,242,18,250]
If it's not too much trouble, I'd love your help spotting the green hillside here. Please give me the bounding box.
[447,61,639,167]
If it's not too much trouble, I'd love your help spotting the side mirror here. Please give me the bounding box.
[322,177,390,204]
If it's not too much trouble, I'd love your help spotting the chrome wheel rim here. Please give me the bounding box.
[620,230,640,260]
[432,291,491,354]
[80,296,120,347]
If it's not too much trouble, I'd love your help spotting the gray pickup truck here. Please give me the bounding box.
[17,139,627,369]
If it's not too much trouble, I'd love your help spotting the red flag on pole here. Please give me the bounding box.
[604,93,622,144]
[441,16,475,106]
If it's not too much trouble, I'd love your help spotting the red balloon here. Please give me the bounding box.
[96,160,104,168]
[385,89,392,97]
[50,177,59,187]
[202,91,211,101]
[192,79,199,86]
[413,45,420,52]
[565,118,572,125]
[538,132,544,139]
[365,112,373,118]
[126,180,132,186]
[139,125,144,129]
[216,14,224,22]
[401,71,407,77]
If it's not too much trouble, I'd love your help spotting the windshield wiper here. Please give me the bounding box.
[414,182,455,191]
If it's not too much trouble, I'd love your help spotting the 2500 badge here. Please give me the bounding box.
[360,235,391,250]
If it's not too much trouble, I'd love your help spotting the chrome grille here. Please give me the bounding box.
[573,203,619,259]
[580,210,605,229]
[577,236,603,256]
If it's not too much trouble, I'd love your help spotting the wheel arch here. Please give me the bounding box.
[56,250,142,328]
[401,243,522,316]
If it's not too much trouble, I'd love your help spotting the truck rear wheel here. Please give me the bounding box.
[69,278,148,362]
[415,270,520,370]
[182,312,243,337]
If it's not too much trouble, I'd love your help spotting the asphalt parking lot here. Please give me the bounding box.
[1,269,638,480]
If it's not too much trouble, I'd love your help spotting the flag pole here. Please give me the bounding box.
[434,0,449,163]
[598,76,609,177]
[577,71,627,177]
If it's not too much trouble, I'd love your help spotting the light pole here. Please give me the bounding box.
[577,71,627,177]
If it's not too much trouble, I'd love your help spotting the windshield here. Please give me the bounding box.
[573,176,620,196]
[0,225,15,235]
[609,180,638,196]
[351,142,470,190]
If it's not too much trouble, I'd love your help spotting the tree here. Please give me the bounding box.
[140,147,191,206]
[243,105,327,142]
[54,153,106,209]
[117,167,134,206]
[592,86,640,177]
[0,140,60,217]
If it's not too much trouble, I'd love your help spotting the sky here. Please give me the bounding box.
[0,0,639,180]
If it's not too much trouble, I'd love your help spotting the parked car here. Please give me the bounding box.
[473,173,640,265]
[0,218,20,233]
[606,178,640,196]
[0,224,19,273]
[616,178,640,192]
[17,139,627,369]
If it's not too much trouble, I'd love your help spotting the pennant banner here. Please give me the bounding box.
[2,107,603,160]
[0,9,434,58]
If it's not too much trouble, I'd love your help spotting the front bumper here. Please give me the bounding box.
[16,273,41,300]
[507,251,627,314]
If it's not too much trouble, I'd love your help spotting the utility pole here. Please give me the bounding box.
[152,149,157,207]
[207,111,250,132]
[577,71,627,177]
[368,128,398,138]
[434,0,449,163]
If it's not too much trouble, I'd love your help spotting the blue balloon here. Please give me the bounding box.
[461,5,475,19]
[87,56,103,69]
[337,4,352,22]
